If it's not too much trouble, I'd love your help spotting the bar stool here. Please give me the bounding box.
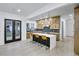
[35,34,39,42]
[41,36,47,46]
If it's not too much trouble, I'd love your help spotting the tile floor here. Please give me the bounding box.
[0,37,78,56]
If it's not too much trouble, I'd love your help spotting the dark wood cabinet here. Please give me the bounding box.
[74,6,79,54]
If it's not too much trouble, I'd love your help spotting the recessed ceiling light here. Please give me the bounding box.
[17,9,21,12]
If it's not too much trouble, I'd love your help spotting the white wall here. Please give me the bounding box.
[0,11,26,45]
[65,17,74,37]
[60,17,66,40]
[60,14,74,38]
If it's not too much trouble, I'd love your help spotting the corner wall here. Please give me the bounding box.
[60,14,74,39]
[60,17,66,40]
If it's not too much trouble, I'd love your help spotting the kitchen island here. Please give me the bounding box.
[32,33,56,50]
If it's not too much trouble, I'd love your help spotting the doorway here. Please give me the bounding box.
[4,19,21,43]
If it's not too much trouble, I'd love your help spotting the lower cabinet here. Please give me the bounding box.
[33,34,50,47]
[26,32,33,39]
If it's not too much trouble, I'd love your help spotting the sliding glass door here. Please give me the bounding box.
[5,19,21,43]
[15,21,21,40]
[5,19,13,43]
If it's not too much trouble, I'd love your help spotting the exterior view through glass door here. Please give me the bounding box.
[15,21,21,41]
[5,19,21,43]
[5,19,13,42]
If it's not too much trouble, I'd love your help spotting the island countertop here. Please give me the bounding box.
[32,32,56,50]
[33,33,56,37]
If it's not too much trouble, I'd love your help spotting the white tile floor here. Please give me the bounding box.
[0,37,78,56]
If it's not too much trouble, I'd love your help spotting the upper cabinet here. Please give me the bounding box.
[36,16,60,29]
[37,19,45,29]
[50,16,60,29]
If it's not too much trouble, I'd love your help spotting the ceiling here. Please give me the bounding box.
[0,3,78,21]
[29,3,78,21]
[0,3,49,17]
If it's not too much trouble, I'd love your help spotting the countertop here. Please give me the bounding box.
[33,33,56,37]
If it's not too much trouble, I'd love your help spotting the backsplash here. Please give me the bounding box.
[35,28,59,33]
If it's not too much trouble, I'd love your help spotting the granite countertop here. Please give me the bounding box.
[33,31,59,35]
[33,33,56,37]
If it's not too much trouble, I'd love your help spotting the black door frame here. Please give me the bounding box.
[4,19,21,44]
[14,20,21,41]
